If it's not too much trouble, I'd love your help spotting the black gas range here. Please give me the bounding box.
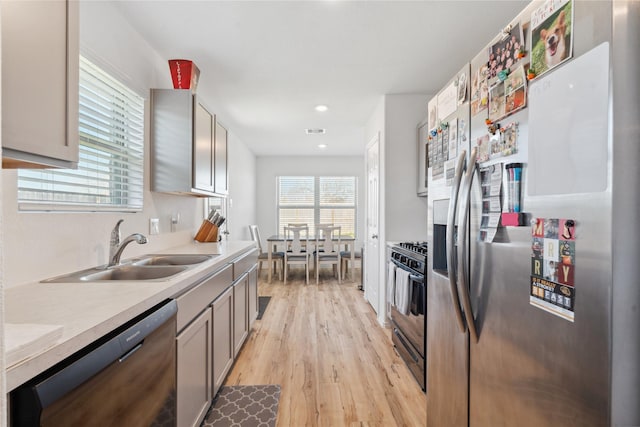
[389,241,428,391]
[390,242,428,275]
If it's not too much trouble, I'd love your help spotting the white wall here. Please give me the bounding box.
[255,156,365,245]
[384,94,429,241]
[226,129,257,241]
[1,2,256,287]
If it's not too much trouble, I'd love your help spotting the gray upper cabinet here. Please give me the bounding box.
[416,118,429,196]
[1,0,79,169]
[214,121,228,195]
[151,89,227,197]
[194,103,215,193]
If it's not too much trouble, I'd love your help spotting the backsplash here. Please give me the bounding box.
[2,169,203,287]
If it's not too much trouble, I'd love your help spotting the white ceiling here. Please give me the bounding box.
[115,1,527,157]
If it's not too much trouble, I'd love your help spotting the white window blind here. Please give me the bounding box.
[17,56,145,211]
[277,176,357,237]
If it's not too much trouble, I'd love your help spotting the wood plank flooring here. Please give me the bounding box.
[224,268,426,427]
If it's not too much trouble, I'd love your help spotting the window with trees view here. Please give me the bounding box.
[277,176,357,237]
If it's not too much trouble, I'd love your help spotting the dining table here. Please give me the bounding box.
[266,234,357,283]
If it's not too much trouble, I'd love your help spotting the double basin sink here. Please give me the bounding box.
[42,254,216,283]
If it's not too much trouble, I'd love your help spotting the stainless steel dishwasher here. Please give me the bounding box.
[10,300,177,427]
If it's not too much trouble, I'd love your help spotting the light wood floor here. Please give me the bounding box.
[224,268,427,427]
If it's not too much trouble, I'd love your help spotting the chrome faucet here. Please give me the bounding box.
[108,219,148,267]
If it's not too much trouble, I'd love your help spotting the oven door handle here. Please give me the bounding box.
[409,274,423,282]
[456,147,479,343]
[390,258,422,278]
[446,150,467,333]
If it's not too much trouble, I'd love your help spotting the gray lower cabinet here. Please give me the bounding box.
[176,307,212,427]
[233,273,249,357]
[175,263,233,426]
[174,248,258,419]
[212,287,234,397]
[248,266,259,328]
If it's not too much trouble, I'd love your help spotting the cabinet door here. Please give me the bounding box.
[212,287,233,397]
[233,274,248,357]
[193,102,214,192]
[417,119,429,196]
[1,0,79,168]
[177,307,212,427]
[248,266,258,327]
[214,121,228,195]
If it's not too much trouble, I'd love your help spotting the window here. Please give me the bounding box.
[17,56,145,211]
[277,176,357,237]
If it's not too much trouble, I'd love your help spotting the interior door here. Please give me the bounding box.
[364,134,380,313]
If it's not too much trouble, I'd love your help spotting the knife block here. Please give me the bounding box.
[194,220,219,242]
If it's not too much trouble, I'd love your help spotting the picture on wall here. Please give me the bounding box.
[488,82,505,123]
[428,97,438,130]
[457,72,467,105]
[488,22,524,80]
[471,63,489,117]
[504,66,527,115]
[530,0,573,78]
[476,134,490,163]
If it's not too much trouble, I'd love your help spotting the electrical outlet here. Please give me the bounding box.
[171,212,180,232]
[149,218,160,235]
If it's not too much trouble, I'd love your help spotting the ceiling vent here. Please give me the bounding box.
[305,128,326,135]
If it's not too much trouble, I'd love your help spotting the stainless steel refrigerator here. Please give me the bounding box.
[426,2,640,426]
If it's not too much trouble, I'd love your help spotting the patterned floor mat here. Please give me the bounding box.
[201,385,280,427]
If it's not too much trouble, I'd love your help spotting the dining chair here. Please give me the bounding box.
[249,225,284,281]
[340,243,362,282]
[286,223,310,251]
[283,225,311,284]
[315,225,342,284]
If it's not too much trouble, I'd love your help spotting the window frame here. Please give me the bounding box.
[17,55,145,213]
[276,175,358,238]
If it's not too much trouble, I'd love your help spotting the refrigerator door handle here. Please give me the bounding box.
[446,150,468,333]
[456,147,479,343]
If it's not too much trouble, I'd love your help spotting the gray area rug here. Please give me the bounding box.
[201,385,280,427]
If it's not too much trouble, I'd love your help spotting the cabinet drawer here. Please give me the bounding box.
[176,264,232,332]
[233,249,258,281]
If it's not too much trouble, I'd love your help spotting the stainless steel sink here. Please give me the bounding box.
[81,265,188,281]
[42,253,216,283]
[132,254,214,266]
[42,265,189,283]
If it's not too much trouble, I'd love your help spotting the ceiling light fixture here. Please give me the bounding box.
[305,128,326,135]
[314,104,329,112]
[318,144,328,149]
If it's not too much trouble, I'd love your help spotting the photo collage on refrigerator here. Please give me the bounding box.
[530,217,576,321]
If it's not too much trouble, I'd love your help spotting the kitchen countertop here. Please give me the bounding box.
[4,240,256,392]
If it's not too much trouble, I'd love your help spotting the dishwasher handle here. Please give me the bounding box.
[28,300,177,409]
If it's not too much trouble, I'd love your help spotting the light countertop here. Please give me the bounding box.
[4,240,256,391]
